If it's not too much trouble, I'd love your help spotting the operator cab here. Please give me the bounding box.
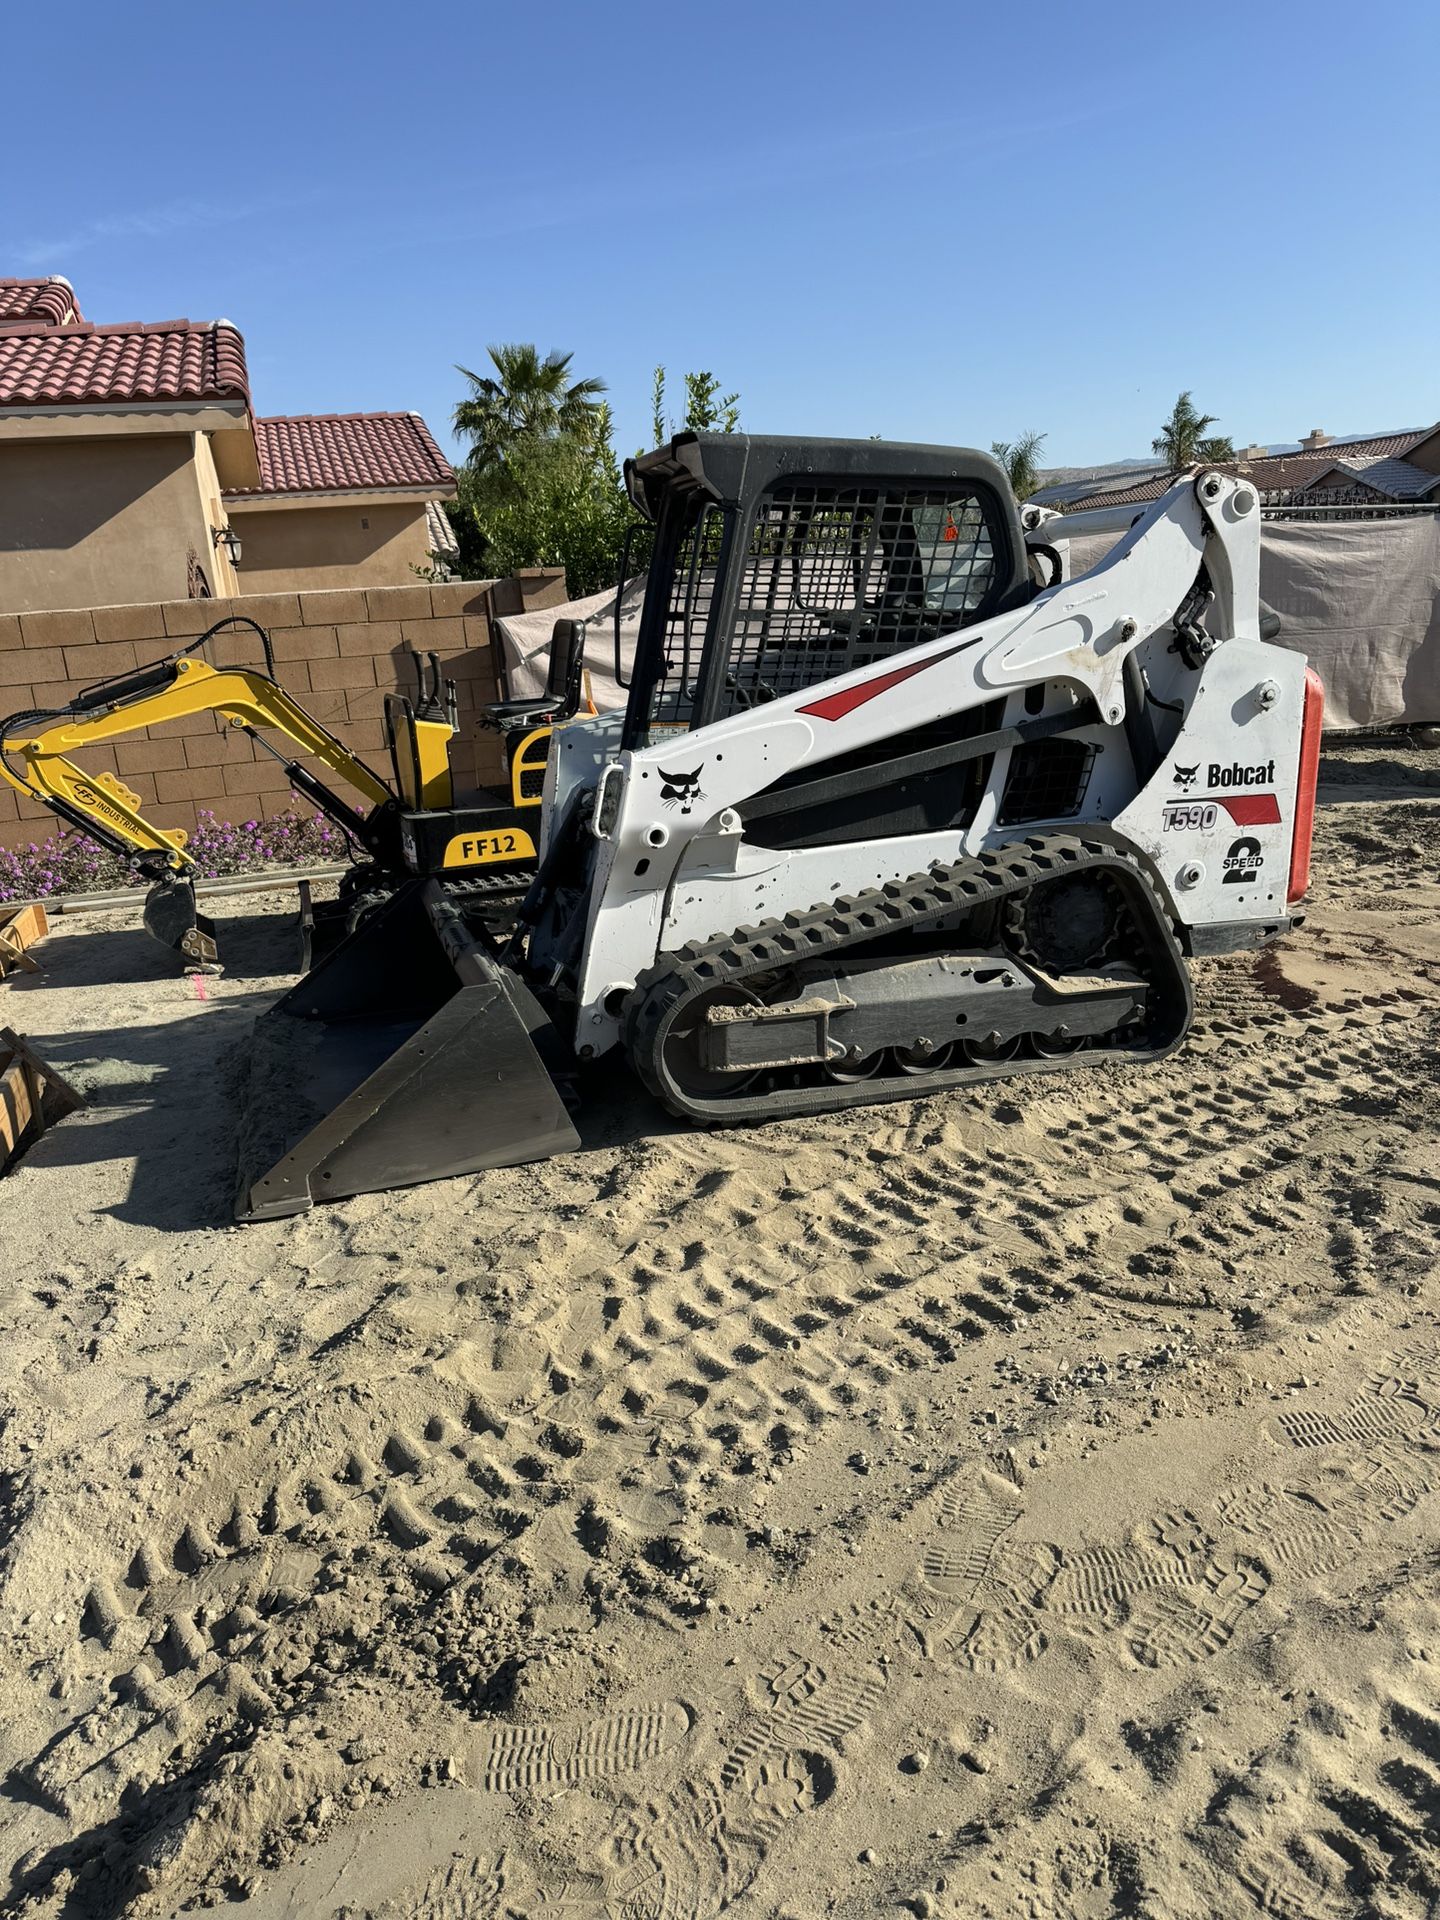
[616,433,1033,753]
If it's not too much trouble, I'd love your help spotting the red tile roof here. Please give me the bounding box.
[1063,472,1176,511]
[1277,431,1421,461]
[0,276,82,327]
[235,412,456,497]
[0,318,249,409]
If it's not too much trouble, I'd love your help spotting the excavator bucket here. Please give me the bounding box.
[143,877,220,973]
[234,878,579,1221]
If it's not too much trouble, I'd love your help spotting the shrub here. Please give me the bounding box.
[0,801,349,903]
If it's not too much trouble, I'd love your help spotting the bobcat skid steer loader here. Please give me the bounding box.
[235,434,1323,1220]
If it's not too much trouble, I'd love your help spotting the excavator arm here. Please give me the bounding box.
[1,617,395,866]
[2,656,394,866]
[0,617,403,969]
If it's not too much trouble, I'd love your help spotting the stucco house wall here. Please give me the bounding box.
[229,498,433,594]
[0,283,454,614]
[0,432,239,615]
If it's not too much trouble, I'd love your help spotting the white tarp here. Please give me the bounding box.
[1258,516,1440,730]
[1048,517,1440,731]
[494,578,646,713]
[494,515,1440,733]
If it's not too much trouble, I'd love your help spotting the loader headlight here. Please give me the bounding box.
[594,765,625,839]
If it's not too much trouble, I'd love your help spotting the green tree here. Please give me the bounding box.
[452,344,607,474]
[990,431,1047,503]
[681,370,741,433]
[449,353,741,595]
[1152,392,1235,467]
[447,402,632,599]
[648,366,741,446]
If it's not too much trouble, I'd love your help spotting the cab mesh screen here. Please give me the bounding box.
[650,505,727,729]
[717,482,998,720]
[647,481,1001,731]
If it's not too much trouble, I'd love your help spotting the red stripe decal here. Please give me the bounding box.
[798,640,969,723]
[1220,793,1281,826]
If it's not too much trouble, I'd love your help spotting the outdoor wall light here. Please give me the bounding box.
[212,524,243,567]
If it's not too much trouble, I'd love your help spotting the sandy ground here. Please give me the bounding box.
[2,744,1439,1920]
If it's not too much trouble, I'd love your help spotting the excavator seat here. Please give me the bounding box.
[482,618,586,734]
[484,695,565,730]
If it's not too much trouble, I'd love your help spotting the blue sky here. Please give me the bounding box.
[5,0,1437,468]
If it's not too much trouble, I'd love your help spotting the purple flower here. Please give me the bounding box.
[3,805,342,899]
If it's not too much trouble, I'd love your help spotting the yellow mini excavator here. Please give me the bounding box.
[0,614,589,970]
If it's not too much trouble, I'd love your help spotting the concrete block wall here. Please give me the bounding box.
[0,569,568,854]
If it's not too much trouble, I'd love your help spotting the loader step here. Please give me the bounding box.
[299,866,530,972]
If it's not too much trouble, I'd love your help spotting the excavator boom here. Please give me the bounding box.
[0,614,572,971]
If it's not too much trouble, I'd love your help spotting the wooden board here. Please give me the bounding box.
[0,1026,83,1166]
[0,901,48,979]
[0,1054,38,1159]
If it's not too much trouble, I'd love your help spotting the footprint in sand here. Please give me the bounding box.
[479,1700,693,1794]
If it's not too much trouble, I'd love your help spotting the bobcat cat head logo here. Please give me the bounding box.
[659,765,705,815]
[1173,764,1199,791]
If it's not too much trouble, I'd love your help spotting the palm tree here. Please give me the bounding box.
[990,431,1047,503]
[453,345,607,472]
[1152,392,1235,467]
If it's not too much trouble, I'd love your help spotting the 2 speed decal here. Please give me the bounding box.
[1222,836,1264,884]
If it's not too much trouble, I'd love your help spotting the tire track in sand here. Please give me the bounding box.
[14,986,1431,1860]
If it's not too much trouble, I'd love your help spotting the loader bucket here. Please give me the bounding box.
[234,878,580,1221]
[143,877,220,973]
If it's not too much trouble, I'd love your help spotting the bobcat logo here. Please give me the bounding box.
[1173,764,1199,791]
[659,765,706,815]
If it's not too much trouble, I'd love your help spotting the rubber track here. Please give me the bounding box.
[623,833,1195,1126]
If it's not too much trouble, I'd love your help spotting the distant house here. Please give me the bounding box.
[1032,425,1440,516]
[1024,460,1164,512]
[223,412,458,595]
[0,274,457,614]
